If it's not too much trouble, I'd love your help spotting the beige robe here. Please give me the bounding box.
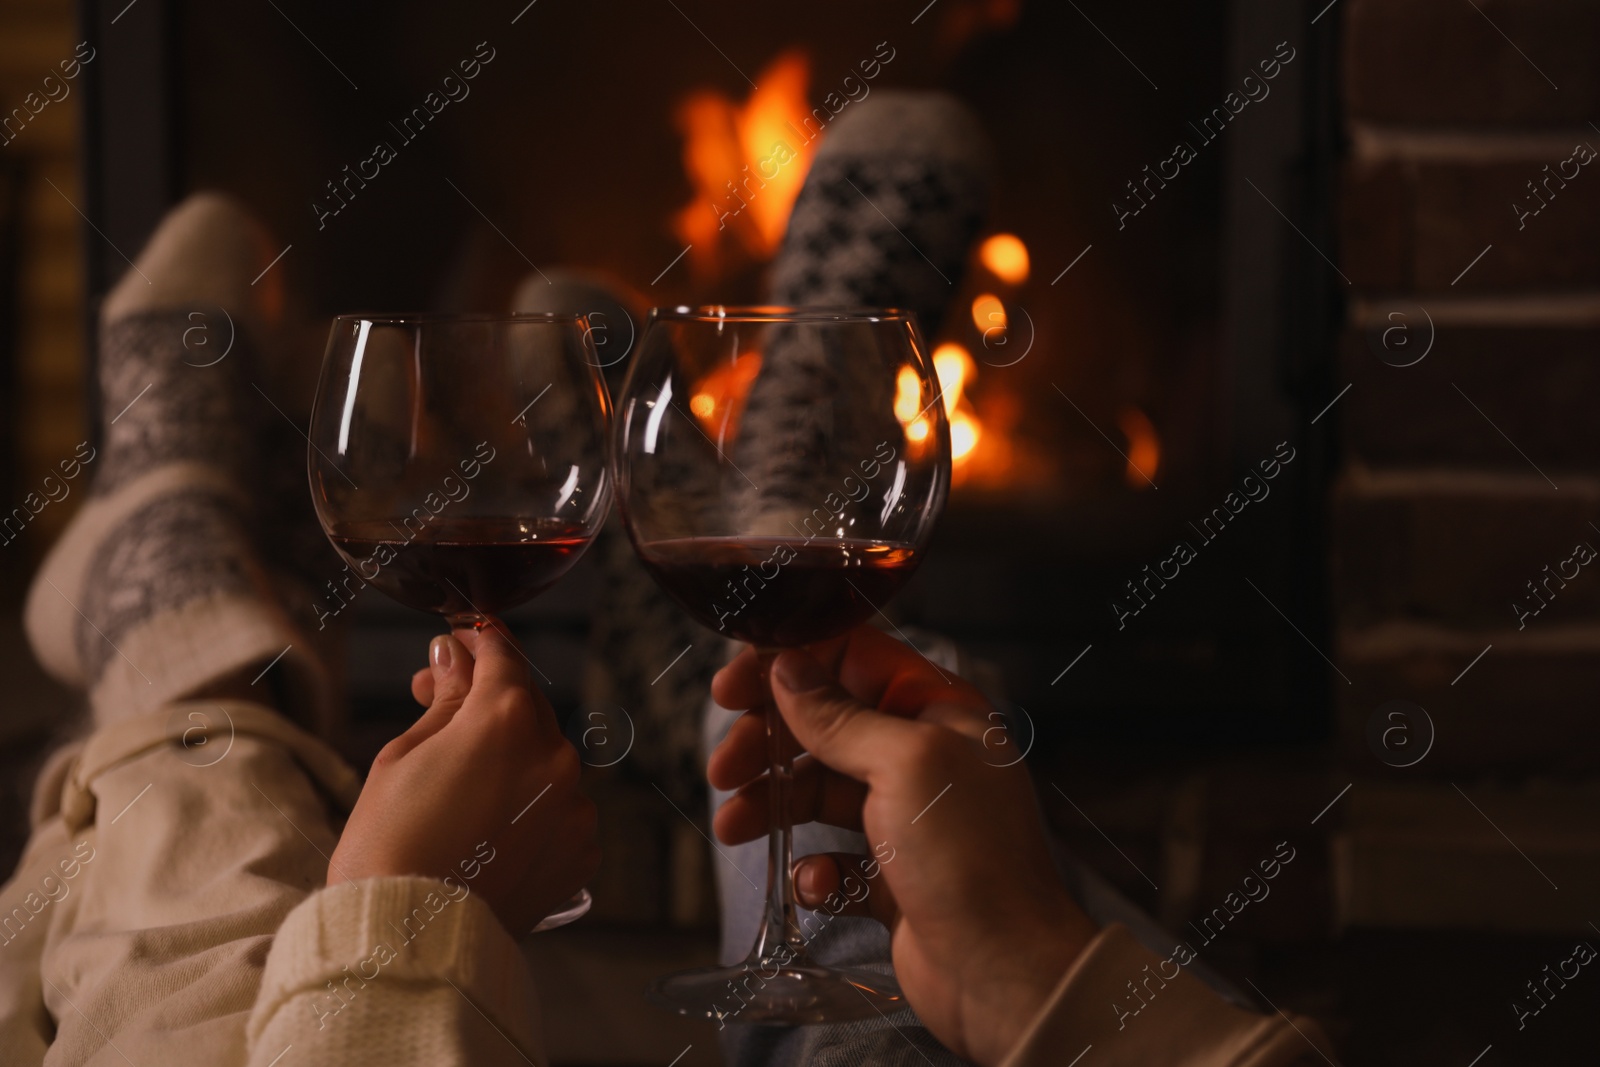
[0,701,1333,1067]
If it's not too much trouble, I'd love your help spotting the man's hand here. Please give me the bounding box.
[709,626,1096,1067]
[329,624,599,936]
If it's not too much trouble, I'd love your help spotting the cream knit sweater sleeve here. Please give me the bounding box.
[246,876,546,1067]
[1000,924,1338,1067]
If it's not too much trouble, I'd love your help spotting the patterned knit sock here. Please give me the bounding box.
[23,193,335,732]
[769,90,993,336]
[737,91,993,511]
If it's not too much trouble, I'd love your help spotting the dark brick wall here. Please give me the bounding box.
[1330,0,1600,947]
[1338,320,1600,467]
[1343,148,1600,292]
[1344,0,1600,124]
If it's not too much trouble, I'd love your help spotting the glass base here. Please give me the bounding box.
[645,650,905,1025]
[647,957,904,1025]
[531,887,592,932]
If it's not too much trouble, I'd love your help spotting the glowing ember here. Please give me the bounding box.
[689,354,764,441]
[671,51,817,278]
[1116,406,1161,489]
[894,345,985,468]
[950,408,981,462]
[894,364,923,423]
[969,294,1007,337]
[978,234,1030,285]
[932,343,974,416]
[895,364,936,447]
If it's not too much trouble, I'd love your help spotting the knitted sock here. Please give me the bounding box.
[737,91,993,511]
[769,90,993,336]
[23,193,334,733]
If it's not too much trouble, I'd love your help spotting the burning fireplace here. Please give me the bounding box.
[659,46,1171,499]
[665,49,1048,492]
[78,0,1338,747]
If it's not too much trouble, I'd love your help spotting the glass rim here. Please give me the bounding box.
[648,305,914,324]
[329,312,589,326]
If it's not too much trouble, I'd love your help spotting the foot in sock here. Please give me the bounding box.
[769,90,992,336]
[736,91,993,508]
[23,193,338,734]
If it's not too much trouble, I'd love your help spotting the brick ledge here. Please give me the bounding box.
[1350,122,1600,163]
[1349,291,1600,328]
[1339,620,1600,659]
[1334,464,1600,499]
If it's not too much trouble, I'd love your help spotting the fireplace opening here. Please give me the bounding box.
[105,0,1335,757]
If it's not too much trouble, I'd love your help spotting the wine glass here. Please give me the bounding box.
[308,313,612,930]
[611,306,951,1023]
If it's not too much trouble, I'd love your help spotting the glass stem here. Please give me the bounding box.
[444,612,491,632]
[747,647,807,968]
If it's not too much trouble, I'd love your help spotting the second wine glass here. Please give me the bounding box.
[308,312,612,931]
[612,306,951,1023]
[308,313,612,629]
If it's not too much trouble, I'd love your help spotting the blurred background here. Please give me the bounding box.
[1,0,1596,1063]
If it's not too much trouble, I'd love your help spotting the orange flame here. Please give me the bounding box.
[672,51,817,278]
[950,408,981,463]
[978,234,1030,285]
[894,365,923,424]
[690,354,764,444]
[932,343,974,417]
[896,345,983,467]
[1116,407,1160,489]
[970,293,1007,335]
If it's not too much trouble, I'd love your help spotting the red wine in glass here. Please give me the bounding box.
[329,517,594,619]
[636,536,921,647]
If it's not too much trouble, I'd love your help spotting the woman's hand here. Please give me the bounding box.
[329,624,599,936]
[709,627,1097,1067]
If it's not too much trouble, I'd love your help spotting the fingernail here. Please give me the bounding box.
[792,858,817,902]
[431,636,453,673]
[775,652,830,692]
